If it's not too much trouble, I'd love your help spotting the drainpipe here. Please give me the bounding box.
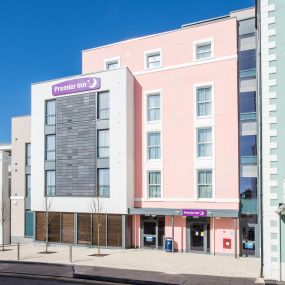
[172,215,174,253]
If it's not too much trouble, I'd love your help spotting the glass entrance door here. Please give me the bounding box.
[242,223,257,256]
[143,220,156,248]
[190,224,205,251]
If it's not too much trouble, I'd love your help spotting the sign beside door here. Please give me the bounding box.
[182,209,207,217]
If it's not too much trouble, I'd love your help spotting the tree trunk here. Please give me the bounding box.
[45,212,48,253]
[2,226,4,251]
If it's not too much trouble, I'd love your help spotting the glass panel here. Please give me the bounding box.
[148,172,161,198]
[26,174,31,198]
[98,169,110,197]
[147,94,160,121]
[198,170,212,198]
[239,33,256,51]
[61,213,74,243]
[239,76,256,92]
[148,132,161,160]
[158,216,165,248]
[147,53,161,68]
[197,87,211,117]
[46,100,56,126]
[107,61,118,70]
[98,91,109,119]
[190,224,204,251]
[107,215,122,247]
[239,92,256,114]
[240,135,257,156]
[239,49,256,71]
[46,170,56,196]
[98,130,109,158]
[77,213,91,245]
[46,135,56,161]
[196,43,212,59]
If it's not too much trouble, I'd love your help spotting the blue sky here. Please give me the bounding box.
[0,0,254,143]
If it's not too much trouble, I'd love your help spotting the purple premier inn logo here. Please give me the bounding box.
[182,209,207,217]
[52,77,101,96]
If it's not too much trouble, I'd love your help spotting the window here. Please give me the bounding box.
[148,171,161,198]
[98,130,109,158]
[46,170,55,196]
[147,132,161,160]
[197,128,212,157]
[106,60,119,70]
[146,52,161,69]
[26,143,31,166]
[98,169,110,197]
[240,135,257,156]
[240,177,257,199]
[46,135,56,161]
[197,87,212,117]
[238,49,256,71]
[26,174,31,198]
[239,92,256,114]
[147,94,160,121]
[97,91,109,120]
[198,170,212,198]
[195,42,212,60]
[46,100,56,126]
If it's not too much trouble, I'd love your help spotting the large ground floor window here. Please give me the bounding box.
[35,212,125,247]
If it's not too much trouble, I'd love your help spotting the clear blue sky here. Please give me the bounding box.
[0,0,254,143]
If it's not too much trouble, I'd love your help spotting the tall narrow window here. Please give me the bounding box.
[197,87,212,117]
[195,42,212,60]
[98,169,110,197]
[148,171,161,198]
[26,174,31,198]
[98,130,109,158]
[198,170,212,198]
[197,127,212,157]
[26,143,31,166]
[46,100,56,126]
[46,170,55,196]
[46,135,56,161]
[147,94,160,121]
[97,91,109,120]
[147,132,161,160]
[146,52,161,69]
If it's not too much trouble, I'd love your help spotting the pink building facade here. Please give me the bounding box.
[82,16,240,255]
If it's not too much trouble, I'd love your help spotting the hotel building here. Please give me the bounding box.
[10,7,260,257]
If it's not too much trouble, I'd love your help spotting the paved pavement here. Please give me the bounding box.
[0,244,260,278]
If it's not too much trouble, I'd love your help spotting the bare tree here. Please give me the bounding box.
[0,199,10,251]
[89,198,104,255]
[44,197,53,253]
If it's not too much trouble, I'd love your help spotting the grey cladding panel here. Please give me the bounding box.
[56,93,96,196]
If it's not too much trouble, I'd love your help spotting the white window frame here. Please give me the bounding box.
[194,82,214,119]
[104,56,121,71]
[147,131,161,161]
[147,170,162,198]
[147,93,161,122]
[144,48,162,70]
[197,127,212,158]
[196,168,215,201]
[193,38,214,61]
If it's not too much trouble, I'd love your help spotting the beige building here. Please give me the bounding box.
[10,116,33,243]
[0,144,11,245]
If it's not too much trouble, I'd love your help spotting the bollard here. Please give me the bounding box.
[17,243,19,260]
[69,245,72,263]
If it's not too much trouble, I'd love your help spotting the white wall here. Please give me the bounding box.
[31,68,134,214]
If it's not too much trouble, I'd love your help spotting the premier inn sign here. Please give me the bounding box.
[52,77,101,96]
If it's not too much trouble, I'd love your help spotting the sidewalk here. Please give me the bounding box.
[0,243,263,284]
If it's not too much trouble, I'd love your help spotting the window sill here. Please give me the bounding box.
[144,65,162,71]
[193,56,214,62]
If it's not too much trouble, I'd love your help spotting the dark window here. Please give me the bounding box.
[77,213,91,245]
[49,213,60,242]
[107,215,122,247]
[240,177,257,198]
[239,49,256,71]
[239,92,256,114]
[240,135,257,156]
[61,213,74,243]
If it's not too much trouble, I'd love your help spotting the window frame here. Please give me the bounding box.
[197,169,213,199]
[45,134,56,161]
[144,49,162,70]
[147,93,161,122]
[147,131,161,160]
[97,168,110,198]
[104,57,120,71]
[193,38,214,61]
[197,127,212,158]
[148,171,161,198]
[97,91,110,120]
[26,174,31,198]
[97,129,110,159]
[45,99,56,126]
[196,86,212,118]
[45,170,56,196]
[26,143,31,166]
